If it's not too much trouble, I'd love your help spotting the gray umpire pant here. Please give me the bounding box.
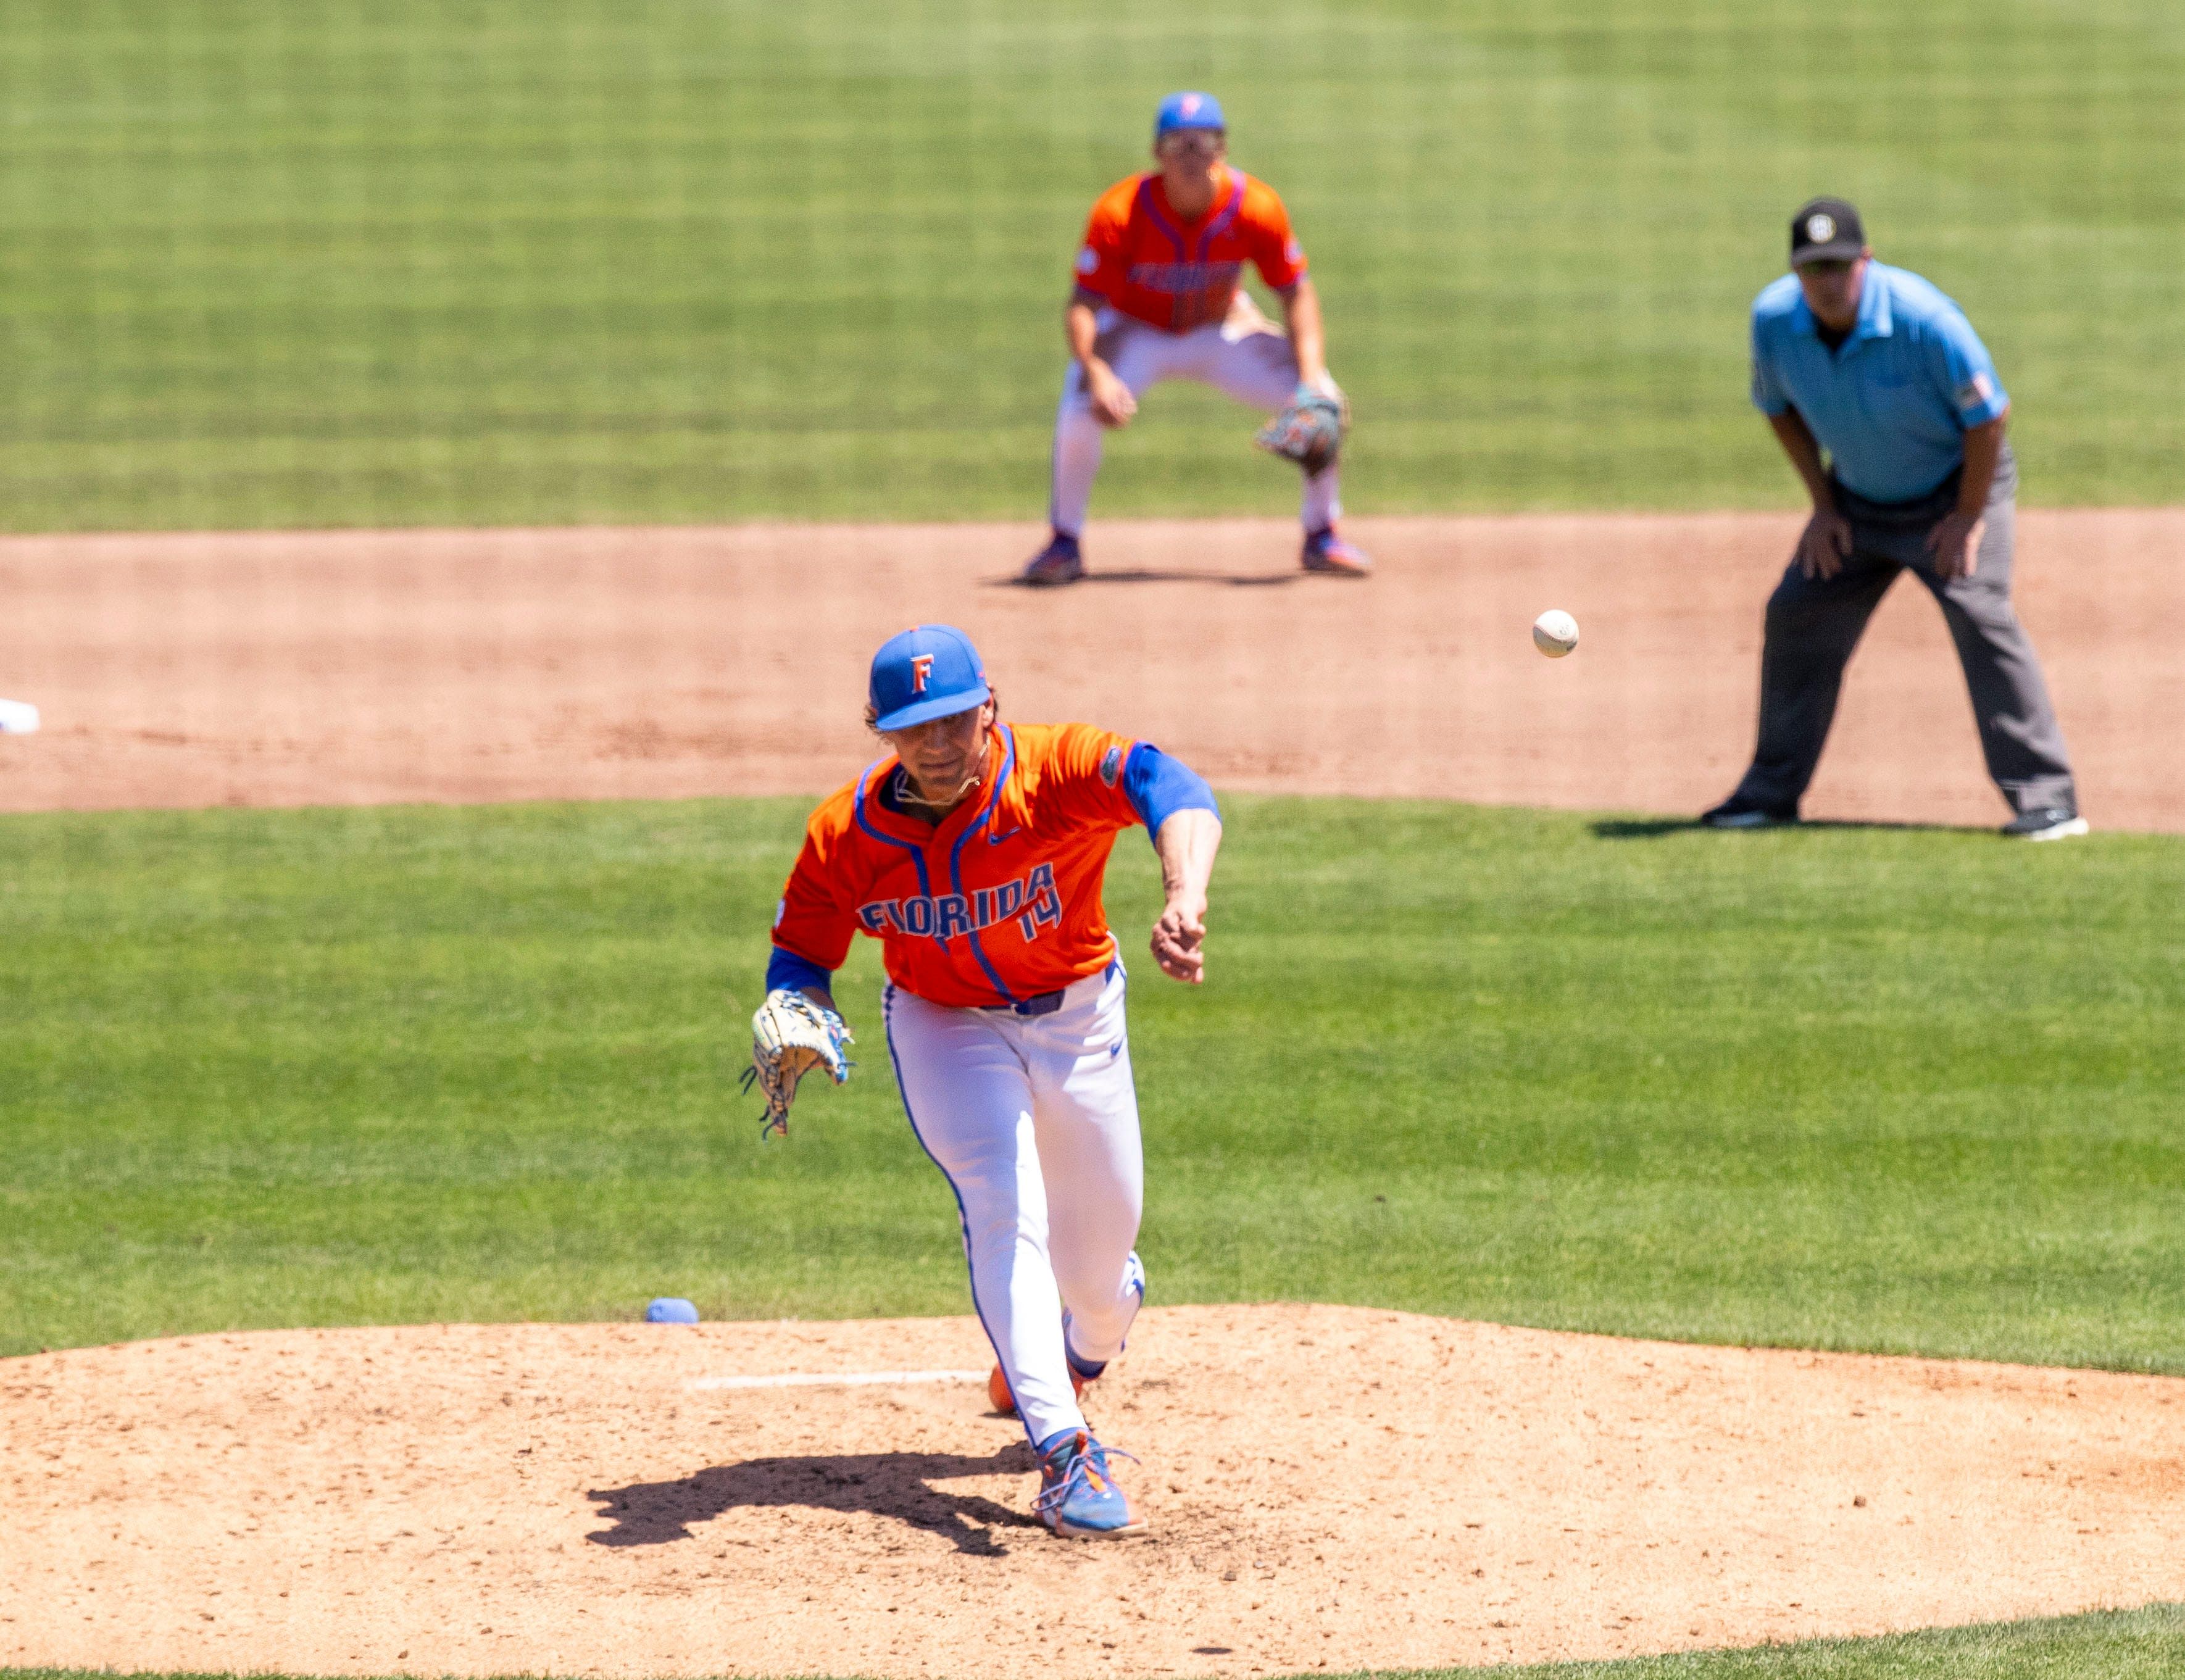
[1732,446,2077,817]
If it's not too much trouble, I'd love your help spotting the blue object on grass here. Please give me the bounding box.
[646,1297,700,1324]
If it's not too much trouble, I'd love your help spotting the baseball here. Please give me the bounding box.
[1532,609,1579,659]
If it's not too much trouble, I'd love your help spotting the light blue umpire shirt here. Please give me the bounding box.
[1749,261,2010,505]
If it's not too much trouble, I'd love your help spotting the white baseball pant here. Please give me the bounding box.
[1049,301,1342,538]
[881,962,1146,1449]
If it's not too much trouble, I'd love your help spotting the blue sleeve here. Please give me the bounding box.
[1749,311,1791,416]
[1121,742,1218,836]
[1925,307,2008,429]
[766,945,835,996]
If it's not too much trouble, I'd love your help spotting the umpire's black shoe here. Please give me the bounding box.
[1699,794,1799,830]
[2001,805,2089,841]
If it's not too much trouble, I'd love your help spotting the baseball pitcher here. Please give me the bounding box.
[749,623,1223,1539]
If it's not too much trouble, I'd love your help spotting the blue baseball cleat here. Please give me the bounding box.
[1301,524,1371,576]
[1033,1428,1147,1539]
[1020,529,1085,587]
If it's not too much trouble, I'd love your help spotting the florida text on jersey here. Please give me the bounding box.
[768,722,1218,1008]
[1073,165,1305,335]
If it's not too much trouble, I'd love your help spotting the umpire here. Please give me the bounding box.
[1704,198,2084,839]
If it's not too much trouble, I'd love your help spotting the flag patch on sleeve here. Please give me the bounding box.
[1099,744,1125,786]
[1957,372,1996,411]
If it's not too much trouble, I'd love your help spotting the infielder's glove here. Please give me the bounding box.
[741,989,854,1140]
[1254,380,1349,475]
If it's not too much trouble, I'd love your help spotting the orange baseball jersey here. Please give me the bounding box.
[770,722,1215,1009]
[1072,165,1306,335]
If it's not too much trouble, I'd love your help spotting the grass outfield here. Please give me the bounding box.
[3,795,2179,1368]
[1,0,2181,531]
[6,1605,2185,1679]
[1431,1602,2185,1676]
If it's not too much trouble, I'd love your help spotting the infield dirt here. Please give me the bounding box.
[1,510,2179,828]
[6,1305,2183,1678]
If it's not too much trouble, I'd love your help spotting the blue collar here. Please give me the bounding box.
[1794,262,1894,348]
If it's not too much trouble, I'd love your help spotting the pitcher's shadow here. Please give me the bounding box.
[587,1444,1041,1558]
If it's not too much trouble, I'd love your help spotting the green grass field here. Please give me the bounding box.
[1,0,2180,531]
[6,795,2180,1367]
[1422,1602,2185,1676]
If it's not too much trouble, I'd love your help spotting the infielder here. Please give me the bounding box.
[1022,91,1370,585]
[1705,198,2082,839]
[747,623,1223,1539]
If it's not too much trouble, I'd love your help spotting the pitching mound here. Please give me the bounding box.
[2,510,2181,830]
[6,1305,2181,1678]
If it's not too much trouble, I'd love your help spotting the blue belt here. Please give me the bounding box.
[980,959,1120,1017]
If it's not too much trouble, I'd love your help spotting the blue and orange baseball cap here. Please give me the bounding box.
[870,624,990,731]
[1155,91,1225,137]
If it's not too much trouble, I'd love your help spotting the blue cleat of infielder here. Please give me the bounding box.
[1034,1428,1147,1539]
[1301,524,1371,576]
[1020,529,1084,587]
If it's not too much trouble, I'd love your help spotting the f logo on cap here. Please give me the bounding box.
[910,654,934,694]
[1807,213,1836,243]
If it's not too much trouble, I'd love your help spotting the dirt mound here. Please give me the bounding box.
[1,511,2178,830]
[5,1305,2181,1678]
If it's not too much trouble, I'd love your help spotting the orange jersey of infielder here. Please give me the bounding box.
[1073,164,1306,336]
[1023,90,1372,585]
[760,623,1224,1539]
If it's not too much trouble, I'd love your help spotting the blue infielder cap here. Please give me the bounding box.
[1155,91,1225,136]
[869,624,991,732]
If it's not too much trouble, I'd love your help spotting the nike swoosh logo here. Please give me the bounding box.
[988,826,1023,845]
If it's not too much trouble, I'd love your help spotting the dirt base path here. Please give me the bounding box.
[5,1305,2181,1679]
[1,512,2179,828]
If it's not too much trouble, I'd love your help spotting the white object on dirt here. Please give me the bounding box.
[0,698,40,734]
[1532,610,1579,659]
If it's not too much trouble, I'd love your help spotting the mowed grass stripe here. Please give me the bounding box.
[0,0,2181,529]
[1400,1600,2185,1676]
[2,796,2179,1370]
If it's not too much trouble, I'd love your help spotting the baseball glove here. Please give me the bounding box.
[1254,380,1348,475]
[741,989,854,1140]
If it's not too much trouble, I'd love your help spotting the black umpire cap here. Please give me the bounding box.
[1790,197,1865,265]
